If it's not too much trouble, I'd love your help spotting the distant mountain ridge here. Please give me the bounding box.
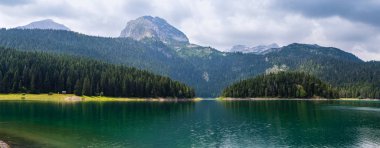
[120,16,189,45]
[16,19,70,31]
[229,43,280,54]
[275,43,362,62]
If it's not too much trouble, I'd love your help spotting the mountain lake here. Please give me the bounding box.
[0,99,380,147]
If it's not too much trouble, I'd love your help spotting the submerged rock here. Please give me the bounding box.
[64,96,83,101]
[0,141,10,148]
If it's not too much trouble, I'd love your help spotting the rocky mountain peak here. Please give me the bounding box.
[229,43,280,54]
[16,19,70,31]
[120,16,189,45]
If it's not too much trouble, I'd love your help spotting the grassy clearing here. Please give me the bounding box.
[0,94,200,102]
[0,94,70,101]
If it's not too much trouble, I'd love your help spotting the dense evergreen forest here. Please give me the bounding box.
[0,29,206,94]
[298,60,380,99]
[222,72,339,98]
[267,44,380,99]
[0,47,195,98]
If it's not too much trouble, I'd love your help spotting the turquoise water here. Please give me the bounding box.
[0,100,380,147]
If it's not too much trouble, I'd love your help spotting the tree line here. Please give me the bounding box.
[222,72,338,98]
[0,48,195,98]
[294,60,380,99]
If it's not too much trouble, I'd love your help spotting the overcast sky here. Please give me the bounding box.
[1,0,380,61]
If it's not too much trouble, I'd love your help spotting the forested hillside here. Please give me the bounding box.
[222,72,338,98]
[0,29,379,97]
[0,47,195,98]
[267,44,380,98]
[0,29,269,96]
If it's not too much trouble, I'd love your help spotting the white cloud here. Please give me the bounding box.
[0,0,379,61]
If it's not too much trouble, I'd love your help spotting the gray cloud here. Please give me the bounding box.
[29,3,78,18]
[0,0,379,60]
[123,0,153,17]
[272,0,380,27]
[0,0,34,6]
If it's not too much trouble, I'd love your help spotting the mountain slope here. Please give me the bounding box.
[16,19,70,31]
[267,43,362,63]
[264,44,379,98]
[0,29,206,94]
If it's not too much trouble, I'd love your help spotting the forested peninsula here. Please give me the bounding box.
[221,72,338,98]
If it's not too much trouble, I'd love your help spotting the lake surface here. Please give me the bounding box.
[1,100,380,147]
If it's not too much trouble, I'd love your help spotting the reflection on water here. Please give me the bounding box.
[219,100,380,147]
[324,106,380,112]
[0,101,195,147]
[0,100,380,147]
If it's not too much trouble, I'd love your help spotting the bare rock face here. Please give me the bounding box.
[120,16,189,45]
[16,19,70,31]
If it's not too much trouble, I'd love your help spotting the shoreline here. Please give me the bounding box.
[0,94,378,102]
[0,94,202,102]
[218,97,380,101]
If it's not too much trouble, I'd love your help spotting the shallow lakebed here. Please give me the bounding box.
[1,99,380,147]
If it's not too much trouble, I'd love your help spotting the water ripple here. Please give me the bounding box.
[323,106,380,112]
